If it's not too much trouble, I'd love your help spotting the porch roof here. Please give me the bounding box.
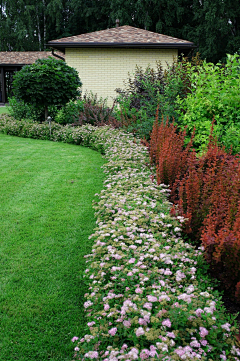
[0,51,65,66]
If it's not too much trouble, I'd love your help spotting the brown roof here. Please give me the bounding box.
[48,25,194,49]
[0,51,65,66]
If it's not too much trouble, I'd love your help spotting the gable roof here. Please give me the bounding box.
[0,51,65,66]
[48,25,194,50]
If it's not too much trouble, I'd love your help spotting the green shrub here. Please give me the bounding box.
[176,54,240,153]
[55,99,84,125]
[12,57,82,121]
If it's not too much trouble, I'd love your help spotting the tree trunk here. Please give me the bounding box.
[45,105,48,121]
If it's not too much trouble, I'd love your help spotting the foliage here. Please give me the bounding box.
[73,92,121,128]
[114,59,195,140]
[1,0,240,63]
[55,98,84,125]
[176,54,240,153]
[7,96,58,122]
[149,118,240,302]
[201,204,240,303]
[149,112,195,188]
[12,57,82,121]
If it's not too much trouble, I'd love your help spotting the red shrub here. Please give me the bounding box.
[149,113,195,188]
[149,120,240,302]
[201,204,240,301]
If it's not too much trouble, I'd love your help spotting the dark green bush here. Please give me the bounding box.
[12,57,82,121]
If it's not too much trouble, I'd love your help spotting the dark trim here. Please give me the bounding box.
[51,48,65,61]
[48,42,196,50]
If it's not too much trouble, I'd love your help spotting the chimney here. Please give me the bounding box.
[116,19,120,27]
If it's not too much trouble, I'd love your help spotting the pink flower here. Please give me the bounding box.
[85,351,99,359]
[140,349,149,360]
[190,339,200,348]
[108,327,117,336]
[200,339,208,346]
[147,295,158,302]
[127,271,133,276]
[128,258,136,264]
[71,336,79,342]
[139,318,147,326]
[136,327,145,337]
[199,327,209,338]
[104,304,110,311]
[221,323,231,332]
[143,302,152,310]
[195,308,204,317]
[74,347,80,351]
[162,318,172,328]
[87,321,96,327]
[135,287,143,294]
[166,332,176,338]
[123,320,131,328]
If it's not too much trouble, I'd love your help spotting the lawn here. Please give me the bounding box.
[0,106,9,114]
[0,134,105,361]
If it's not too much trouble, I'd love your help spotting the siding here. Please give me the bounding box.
[66,48,178,105]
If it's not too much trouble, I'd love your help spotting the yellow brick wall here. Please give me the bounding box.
[66,48,178,105]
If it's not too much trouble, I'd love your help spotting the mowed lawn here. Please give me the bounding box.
[0,134,105,361]
[0,107,9,114]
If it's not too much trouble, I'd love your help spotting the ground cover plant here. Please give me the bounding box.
[0,133,105,361]
[1,115,240,360]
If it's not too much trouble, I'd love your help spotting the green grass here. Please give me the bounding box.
[0,106,9,114]
[0,134,106,361]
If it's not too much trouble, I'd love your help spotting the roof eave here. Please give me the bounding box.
[48,42,196,50]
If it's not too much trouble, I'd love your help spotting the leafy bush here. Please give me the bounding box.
[176,54,240,153]
[12,57,82,121]
[55,99,84,125]
[7,96,59,122]
[73,92,121,128]
[114,56,201,140]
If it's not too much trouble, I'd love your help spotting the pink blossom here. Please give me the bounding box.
[200,340,208,346]
[143,302,152,310]
[108,327,117,336]
[71,336,79,342]
[136,327,145,336]
[74,347,80,351]
[199,327,209,338]
[135,287,143,294]
[162,318,172,327]
[104,304,110,311]
[195,308,204,317]
[87,321,96,327]
[139,318,147,326]
[140,349,149,360]
[166,332,176,338]
[85,351,99,359]
[190,339,201,348]
[123,320,131,328]
[128,258,136,264]
[147,295,158,302]
[221,323,231,332]
[127,271,133,276]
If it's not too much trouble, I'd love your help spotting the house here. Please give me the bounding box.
[48,24,195,104]
[0,51,64,104]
